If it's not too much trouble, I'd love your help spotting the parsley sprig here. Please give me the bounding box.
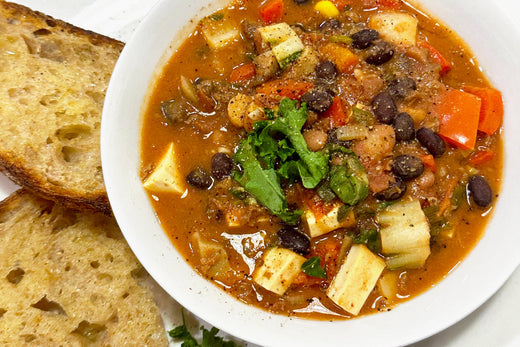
[169,310,240,347]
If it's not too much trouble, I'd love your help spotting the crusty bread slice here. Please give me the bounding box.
[0,1,124,213]
[0,190,168,346]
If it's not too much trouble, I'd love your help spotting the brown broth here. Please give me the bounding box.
[140,0,503,319]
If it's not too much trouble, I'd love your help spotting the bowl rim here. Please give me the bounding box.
[101,0,520,346]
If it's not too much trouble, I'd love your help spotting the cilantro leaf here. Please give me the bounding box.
[234,137,302,224]
[301,256,327,279]
[233,98,329,224]
[168,310,202,347]
[270,99,329,188]
[201,326,240,347]
[169,310,240,347]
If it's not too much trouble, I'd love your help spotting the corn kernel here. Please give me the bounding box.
[314,1,340,18]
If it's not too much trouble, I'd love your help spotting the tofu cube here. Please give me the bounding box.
[327,244,386,315]
[201,16,240,49]
[369,12,418,46]
[257,23,298,46]
[253,247,306,295]
[271,36,305,68]
[303,205,356,238]
[143,142,185,194]
[192,232,231,280]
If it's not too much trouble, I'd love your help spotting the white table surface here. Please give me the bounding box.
[5,1,520,346]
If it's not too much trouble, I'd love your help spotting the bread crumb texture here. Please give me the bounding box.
[0,2,123,210]
[0,190,168,346]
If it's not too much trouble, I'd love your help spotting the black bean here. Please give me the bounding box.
[375,178,407,201]
[315,60,338,80]
[393,112,415,141]
[301,87,334,113]
[365,41,394,65]
[416,127,446,157]
[293,0,310,4]
[387,77,416,100]
[392,155,424,180]
[468,175,493,207]
[351,29,379,49]
[277,227,311,255]
[372,91,397,124]
[186,167,213,189]
[211,152,233,180]
[319,19,341,31]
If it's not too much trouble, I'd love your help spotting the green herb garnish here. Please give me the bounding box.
[169,310,240,347]
[233,99,329,224]
[329,156,369,206]
[234,138,301,224]
[301,256,327,279]
[264,108,275,120]
[352,229,381,253]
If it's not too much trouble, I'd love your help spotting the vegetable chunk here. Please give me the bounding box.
[464,86,504,135]
[377,199,431,269]
[201,16,240,49]
[303,204,356,238]
[253,247,307,295]
[327,244,386,315]
[258,23,298,46]
[143,142,185,194]
[260,0,284,24]
[258,23,305,68]
[320,43,359,73]
[433,89,481,150]
[369,12,418,46]
[192,232,231,280]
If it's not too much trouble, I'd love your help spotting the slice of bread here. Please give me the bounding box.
[0,1,124,213]
[0,190,168,346]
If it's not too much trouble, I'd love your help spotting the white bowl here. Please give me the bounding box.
[101,1,520,345]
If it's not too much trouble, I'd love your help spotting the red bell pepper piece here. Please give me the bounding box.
[464,86,504,135]
[468,149,495,165]
[418,41,452,75]
[433,89,481,150]
[260,0,284,24]
[323,97,348,127]
[420,154,436,173]
[256,79,313,100]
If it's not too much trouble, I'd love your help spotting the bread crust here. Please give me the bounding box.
[0,153,111,214]
[1,1,124,48]
[0,1,124,213]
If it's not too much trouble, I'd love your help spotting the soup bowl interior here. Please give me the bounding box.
[101,0,520,346]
